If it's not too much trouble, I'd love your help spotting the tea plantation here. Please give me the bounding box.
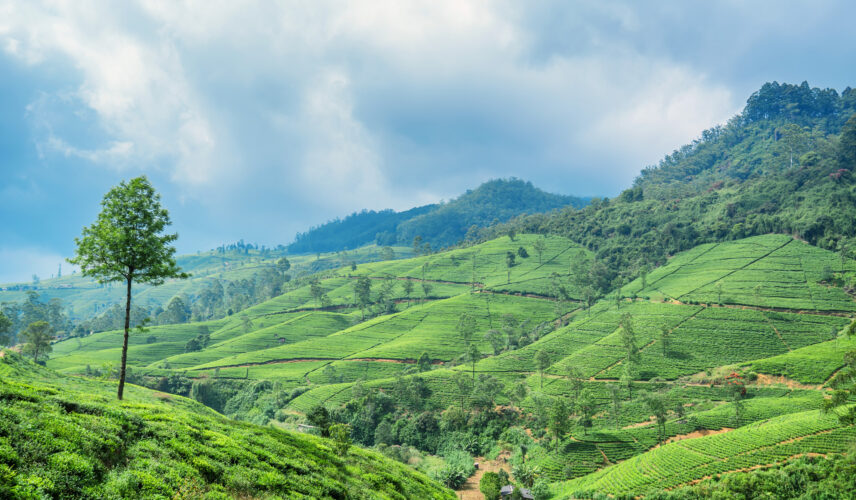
[39,234,856,498]
[0,351,454,499]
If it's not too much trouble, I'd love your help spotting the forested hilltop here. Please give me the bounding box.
[288,178,588,254]
[490,81,856,288]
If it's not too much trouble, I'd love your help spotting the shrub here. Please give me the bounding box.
[480,471,501,500]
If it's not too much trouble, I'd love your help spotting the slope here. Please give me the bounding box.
[289,178,588,254]
[0,350,454,499]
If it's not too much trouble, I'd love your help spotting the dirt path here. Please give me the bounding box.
[455,453,510,500]
[348,357,444,365]
[666,298,854,317]
[661,428,734,446]
[754,373,823,390]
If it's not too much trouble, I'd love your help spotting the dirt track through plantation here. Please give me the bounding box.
[455,452,511,500]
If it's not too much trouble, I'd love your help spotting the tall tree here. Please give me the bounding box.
[643,392,668,444]
[417,352,432,372]
[309,278,325,307]
[577,388,596,435]
[660,325,671,357]
[778,123,809,168]
[457,312,478,346]
[533,237,547,265]
[484,329,504,355]
[420,281,433,304]
[355,276,372,319]
[620,314,639,365]
[467,343,480,381]
[511,381,528,413]
[69,176,188,400]
[452,371,471,410]
[21,321,53,363]
[548,397,569,449]
[402,279,414,305]
[535,349,550,388]
[0,311,11,346]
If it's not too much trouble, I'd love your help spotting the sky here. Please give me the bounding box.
[1,1,856,283]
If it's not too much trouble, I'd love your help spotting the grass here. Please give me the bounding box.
[0,351,454,499]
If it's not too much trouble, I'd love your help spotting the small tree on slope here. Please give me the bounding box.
[69,176,188,400]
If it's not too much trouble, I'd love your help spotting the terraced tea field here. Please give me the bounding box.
[552,408,856,497]
[44,234,856,496]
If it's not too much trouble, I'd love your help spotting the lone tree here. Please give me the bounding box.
[467,343,480,381]
[456,312,478,346]
[533,237,547,265]
[535,349,550,388]
[21,320,53,363]
[69,176,188,400]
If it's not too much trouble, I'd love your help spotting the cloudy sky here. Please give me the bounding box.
[1,1,855,282]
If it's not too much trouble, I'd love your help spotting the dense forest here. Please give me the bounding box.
[289,178,588,254]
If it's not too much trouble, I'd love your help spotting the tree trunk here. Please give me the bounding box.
[118,275,132,400]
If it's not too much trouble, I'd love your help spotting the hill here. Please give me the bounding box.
[44,232,856,497]
[25,81,856,498]
[0,350,454,499]
[0,243,414,335]
[288,178,588,254]
[491,81,856,289]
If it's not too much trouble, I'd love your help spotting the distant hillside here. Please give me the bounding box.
[491,81,856,287]
[288,204,436,254]
[288,178,588,253]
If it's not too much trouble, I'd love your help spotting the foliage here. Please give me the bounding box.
[0,352,455,499]
[480,471,502,500]
[642,453,856,499]
[68,176,188,400]
[487,83,856,292]
[20,320,53,363]
[290,178,587,253]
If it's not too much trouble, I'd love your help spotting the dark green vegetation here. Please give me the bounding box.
[0,351,454,499]
[289,178,588,254]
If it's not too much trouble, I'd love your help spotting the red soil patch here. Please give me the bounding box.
[755,373,822,390]
[663,427,734,445]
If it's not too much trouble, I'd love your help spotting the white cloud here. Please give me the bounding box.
[2,1,219,187]
[8,0,825,248]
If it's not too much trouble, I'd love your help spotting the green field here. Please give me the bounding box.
[39,234,856,497]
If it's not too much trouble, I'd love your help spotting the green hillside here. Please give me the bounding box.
[42,231,856,498]
[48,234,585,380]
[0,351,454,499]
[289,178,588,254]
[492,82,856,293]
[552,407,856,498]
[23,82,856,499]
[0,243,413,329]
